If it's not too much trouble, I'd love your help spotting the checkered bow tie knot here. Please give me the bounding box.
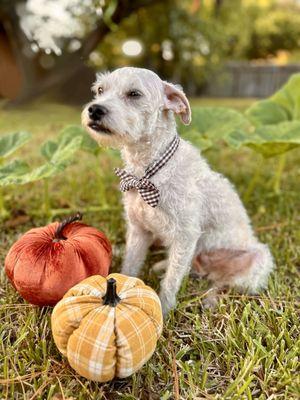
[114,169,160,207]
[114,135,180,208]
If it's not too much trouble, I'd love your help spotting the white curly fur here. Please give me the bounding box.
[82,67,274,315]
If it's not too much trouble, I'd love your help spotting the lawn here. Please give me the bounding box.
[0,98,299,400]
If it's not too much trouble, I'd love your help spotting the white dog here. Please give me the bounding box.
[82,67,274,315]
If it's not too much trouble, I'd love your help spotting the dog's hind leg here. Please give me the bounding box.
[193,244,274,294]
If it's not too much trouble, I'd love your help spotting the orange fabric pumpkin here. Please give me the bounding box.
[5,213,112,306]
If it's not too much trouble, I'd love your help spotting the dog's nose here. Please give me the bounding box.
[88,104,108,121]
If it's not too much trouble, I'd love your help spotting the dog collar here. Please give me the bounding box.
[115,135,180,207]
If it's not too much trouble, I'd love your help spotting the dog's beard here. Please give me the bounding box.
[87,121,112,135]
[85,124,125,149]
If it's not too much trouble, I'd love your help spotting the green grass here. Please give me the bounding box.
[0,99,299,399]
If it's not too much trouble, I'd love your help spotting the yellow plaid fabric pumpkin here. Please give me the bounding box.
[51,273,163,382]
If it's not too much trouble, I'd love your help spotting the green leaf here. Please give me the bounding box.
[0,132,83,186]
[50,134,83,165]
[227,121,300,157]
[242,73,300,157]
[247,74,300,126]
[0,159,76,187]
[180,107,251,150]
[59,125,100,155]
[246,100,290,127]
[0,132,31,158]
[17,164,64,184]
[40,140,58,161]
[0,160,30,183]
[271,73,300,120]
[180,129,213,151]
[0,163,52,186]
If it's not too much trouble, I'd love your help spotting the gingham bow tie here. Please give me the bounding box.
[115,135,180,208]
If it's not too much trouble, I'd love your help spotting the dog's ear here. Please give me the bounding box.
[163,82,191,125]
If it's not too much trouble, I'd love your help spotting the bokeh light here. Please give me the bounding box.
[122,40,143,57]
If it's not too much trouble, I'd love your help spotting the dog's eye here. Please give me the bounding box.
[127,90,142,98]
[97,87,103,95]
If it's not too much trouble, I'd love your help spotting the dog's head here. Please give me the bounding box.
[81,67,191,148]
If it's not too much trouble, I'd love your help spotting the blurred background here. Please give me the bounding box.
[1,0,300,106]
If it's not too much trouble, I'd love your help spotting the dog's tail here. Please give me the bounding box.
[232,243,274,293]
[193,244,274,293]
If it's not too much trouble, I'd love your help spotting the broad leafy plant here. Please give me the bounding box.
[228,73,300,156]
[0,131,31,217]
[0,124,121,219]
[0,131,31,160]
[182,74,300,197]
[180,107,252,151]
[0,126,99,218]
[229,74,300,195]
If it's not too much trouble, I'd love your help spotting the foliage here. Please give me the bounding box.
[182,74,300,159]
[58,125,101,155]
[95,0,229,89]
[180,107,251,150]
[232,73,300,157]
[0,131,82,187]
[93,0,300,91]
[0,160,30,183]
[18,0,109,55]
[247,73,300,123]
[249,8,300,59]
[0,131,32,217]
[0,126,100,188]
[180,73,300,195]
[213,0,300,61]
[0,132,31,159]
[228,122,300,158]
[0,126,101,217]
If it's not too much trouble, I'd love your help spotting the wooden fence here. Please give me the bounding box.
[205,63,300,98]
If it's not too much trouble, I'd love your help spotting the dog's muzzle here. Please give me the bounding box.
[87,104,112,134]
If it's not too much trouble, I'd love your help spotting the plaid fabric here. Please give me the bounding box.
[51,273,163,382]
[115,135,180,208]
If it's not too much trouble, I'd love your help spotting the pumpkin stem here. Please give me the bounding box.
[102,278,121,307]
[53,212,83,241]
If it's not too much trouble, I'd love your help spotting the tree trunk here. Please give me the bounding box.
[0,28,22,98]
[0,0,160,106]
[215,0,223,15]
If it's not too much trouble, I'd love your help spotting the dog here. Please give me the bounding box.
[82,67,274,316]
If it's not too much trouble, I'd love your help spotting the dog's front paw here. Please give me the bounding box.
[121,265,139,277]
[159,290,176,318]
